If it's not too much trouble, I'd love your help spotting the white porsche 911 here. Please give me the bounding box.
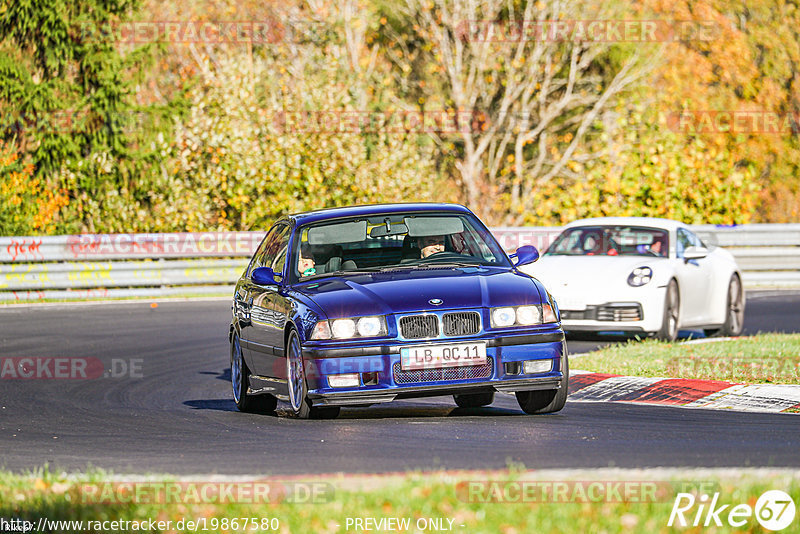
[520,217,745,341]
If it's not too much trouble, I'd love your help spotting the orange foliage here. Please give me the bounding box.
[0,143,69,234]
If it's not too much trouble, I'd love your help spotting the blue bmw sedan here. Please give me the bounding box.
[229,203,567,419]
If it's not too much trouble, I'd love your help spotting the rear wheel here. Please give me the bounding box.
[454,392,495,408]
[515,354,569,414]
[231,333,277,413]
[705,275,745,337]
[286,329,340,420]
[656,279,680,341]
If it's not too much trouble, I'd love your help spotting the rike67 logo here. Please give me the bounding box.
[669,490,796,531]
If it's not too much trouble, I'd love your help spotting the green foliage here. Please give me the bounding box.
[0,0,179,233]
[156,11,440,231]
[1,0,141,171]
[526,99,760,225]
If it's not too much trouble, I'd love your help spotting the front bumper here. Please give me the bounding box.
[301,329,566,407]
[556,286,668,333]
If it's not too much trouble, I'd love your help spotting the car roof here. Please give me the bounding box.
[288,203,472,225]
[563,216,687,232]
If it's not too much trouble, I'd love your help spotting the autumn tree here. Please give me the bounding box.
[385,0,650,223]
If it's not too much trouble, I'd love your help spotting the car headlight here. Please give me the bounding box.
[491,304,557,327]
[491,307,516,327]
[356,316,383,337]
[516,305,541,325]
[627,266,653,287]
[311,316,387,340]
[331,318,356,339]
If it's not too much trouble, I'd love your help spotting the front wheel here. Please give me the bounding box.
[285,329,340,420]
[656,279,680,341]
[721,274,745,336]
[231,333,277,413]
[516,354,569,414]
[706,275,745,337]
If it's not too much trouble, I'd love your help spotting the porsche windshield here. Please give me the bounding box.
[545,226,669,257]
[292,213,510,279]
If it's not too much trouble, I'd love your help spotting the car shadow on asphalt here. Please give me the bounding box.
[335,405,526,419]
[190,367,552,419]
[181,398,528,418]
[183,399,239,412]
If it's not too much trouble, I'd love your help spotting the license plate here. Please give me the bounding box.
[400,341,487,370]
[558,296,586,311]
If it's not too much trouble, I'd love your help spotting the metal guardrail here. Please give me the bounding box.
[1,224,799,301]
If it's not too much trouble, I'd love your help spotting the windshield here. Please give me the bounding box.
[290,212,510,280]
[545,226,669,257]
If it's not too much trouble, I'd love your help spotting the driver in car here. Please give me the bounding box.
[418,235,446,258]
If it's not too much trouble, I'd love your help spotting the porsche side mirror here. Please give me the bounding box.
[683,246,709,261]
[511,245,540,267]
[252,266,280,286]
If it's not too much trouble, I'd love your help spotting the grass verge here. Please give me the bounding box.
[573,333,800,384]
[1,468,799,533]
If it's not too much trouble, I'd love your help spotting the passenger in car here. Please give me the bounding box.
[298,244,316,277]
[636,236,666,257]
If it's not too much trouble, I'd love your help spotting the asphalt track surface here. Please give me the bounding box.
[1,292,798,475]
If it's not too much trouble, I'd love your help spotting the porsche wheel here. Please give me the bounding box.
[454,392,495,408]
[706,275,745,337]
[286,329,340,420]
[656,279,680,342]
[231,333,277,413]
[516,354,568,414]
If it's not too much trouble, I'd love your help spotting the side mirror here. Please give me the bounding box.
[252,266,279,286]
[511,245,540,267]
[683,246,708,261]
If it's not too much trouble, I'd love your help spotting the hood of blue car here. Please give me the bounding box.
[295,267,544,318]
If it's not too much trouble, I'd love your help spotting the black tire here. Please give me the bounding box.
[708,275,745,337]
[656,279,680,342]
[453,391,495,408]
[285,329,340,420]
[231,333,277,413]
[515,353,569,414]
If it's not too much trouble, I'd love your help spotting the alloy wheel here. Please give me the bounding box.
[231,335,243,404]
[286,332,304,413]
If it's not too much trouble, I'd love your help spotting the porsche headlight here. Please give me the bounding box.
[491,304,557,327]
[627,266,653,287]
[311,316,387,340]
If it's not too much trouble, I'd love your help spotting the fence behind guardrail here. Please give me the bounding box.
[2,225,798,302]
